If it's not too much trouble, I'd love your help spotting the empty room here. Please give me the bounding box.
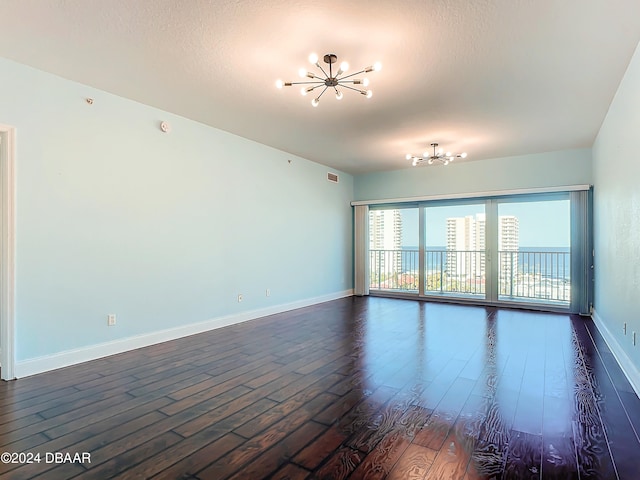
[1,1,639,479]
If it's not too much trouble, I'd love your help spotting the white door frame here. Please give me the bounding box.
[0,124,16,380]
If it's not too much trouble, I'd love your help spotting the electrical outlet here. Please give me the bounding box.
[107,314,116,326]
[237,294,243,303]
[266,289,271,297]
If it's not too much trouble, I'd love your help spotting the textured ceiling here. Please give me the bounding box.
[1,0,640,174]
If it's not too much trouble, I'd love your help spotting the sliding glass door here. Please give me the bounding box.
[365,189,591,312]
[424,202,486,299]
[369,207,418,293]
[497,196,571,306]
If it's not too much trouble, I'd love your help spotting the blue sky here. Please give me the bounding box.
[400,199,570,247]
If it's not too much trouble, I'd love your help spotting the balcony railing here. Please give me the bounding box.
[498,250,570,303]
[426,250,485,295]
[369,249,419,291]
[369,248,570,304]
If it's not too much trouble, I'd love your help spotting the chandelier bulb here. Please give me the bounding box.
[301,87,308,96]
[362,78,370,87]
[460,152,468,158]
[428,159,434,165]
[335,91,343,100]
[311,98,319,107]
[340,61,349,73]
[373,62,382,71]
[298,68,307,78]
[446,152,452,157]
[366,90,373,98]
[308,52,319,65]
[412,159,418,167]
[406,154,412,160]
[437,147,444,155]
[275,79,284,89]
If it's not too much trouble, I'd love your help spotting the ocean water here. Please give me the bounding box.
[398,246,571,279]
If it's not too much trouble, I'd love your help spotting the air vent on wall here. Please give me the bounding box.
[327,172,339,183]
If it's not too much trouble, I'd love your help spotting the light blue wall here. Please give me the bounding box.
[354,149,592,201]
[0,58,353,361]
[593,41,640,371]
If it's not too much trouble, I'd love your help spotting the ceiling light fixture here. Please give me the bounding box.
[406,143,467,166]
[276,53,381,107]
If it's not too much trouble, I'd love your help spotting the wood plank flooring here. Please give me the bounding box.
[1,297,639,479]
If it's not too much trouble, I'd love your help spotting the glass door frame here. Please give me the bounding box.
[418,199,492,302]
[494,192,572,308]
[363,187,591,314]
[367,191,590,311]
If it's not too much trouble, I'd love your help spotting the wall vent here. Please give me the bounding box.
[327,172,339,183]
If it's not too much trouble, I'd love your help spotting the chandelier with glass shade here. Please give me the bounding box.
[406,143,468,166]
[276,53,382,107]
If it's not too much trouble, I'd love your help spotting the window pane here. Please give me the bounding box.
[424,203,486,297]
[497,198,570,304]
[369,208,418,292]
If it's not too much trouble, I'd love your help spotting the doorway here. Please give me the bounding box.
[0,124,16,380]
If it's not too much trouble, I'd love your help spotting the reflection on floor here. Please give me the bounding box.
[0,297,638,479]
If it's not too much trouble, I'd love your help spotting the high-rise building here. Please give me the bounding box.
[498,215,519,283]
[369,209,403,276]
[446,215,481,278]
[446,213,519,281]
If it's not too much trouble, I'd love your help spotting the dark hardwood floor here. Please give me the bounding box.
[1,297,639,479]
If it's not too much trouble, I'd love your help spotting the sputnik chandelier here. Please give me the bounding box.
[406,143,468,166]
[276,53,382,107]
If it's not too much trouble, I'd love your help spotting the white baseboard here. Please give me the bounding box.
[14,289,354,379]
[592,308,640,398]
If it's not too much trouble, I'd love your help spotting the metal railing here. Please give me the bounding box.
[499,250,570,303]
[425,250,485,295]
[369,249,485,294]
[369,249,419,291]
[369,248,571,304]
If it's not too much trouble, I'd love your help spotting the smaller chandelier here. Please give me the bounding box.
[406,143,468,166]
[276,53,382,107]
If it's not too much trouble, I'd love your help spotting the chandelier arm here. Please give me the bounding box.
[338,84,367,93]
[336,69,368,81]
[316,86,329,99]
[315,63,330,79]
[303,84,326,95]
[283,81,326,86]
